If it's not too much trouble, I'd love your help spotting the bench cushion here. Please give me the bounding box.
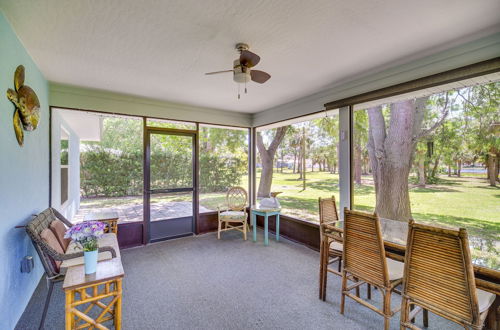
[50,219,71,251]
[40,228,64,272]
[60,233,120,269]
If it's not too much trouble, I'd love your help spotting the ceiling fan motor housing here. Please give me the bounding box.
[233,59,250,84]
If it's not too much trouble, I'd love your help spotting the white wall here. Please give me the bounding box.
[51,109,80,220]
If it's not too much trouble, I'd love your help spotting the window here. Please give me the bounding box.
[199,125,249,212]
[256,110,340,222]
[353,78,500,269]
[60,127,69,206]
[146,118,196,130]
[79,114,144,223]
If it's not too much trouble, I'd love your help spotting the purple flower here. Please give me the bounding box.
[64,221,107,251]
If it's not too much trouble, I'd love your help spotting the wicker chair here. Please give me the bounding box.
[400,220,496,330]
[25,208,117,330]
[340,208,405,330]
[217,187,249,240]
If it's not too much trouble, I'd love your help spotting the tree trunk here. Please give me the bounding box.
[297,149,303,179]
[280,152,284,173]
[487,151,498,187]
[457,159,462,177]
[256,127,288,197]
[354,144,362,185]
[258,156,274,197]
[430,156,440,179]
[367,98,429,221]
[497,157,500,182]
[292,153,296,173]
[417,155,426,188]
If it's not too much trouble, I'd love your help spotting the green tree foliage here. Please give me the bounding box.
[199,126,248,193]
[80,119,249,197]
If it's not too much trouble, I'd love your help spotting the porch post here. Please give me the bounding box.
[249,127,257,207]
[338,106,352,220]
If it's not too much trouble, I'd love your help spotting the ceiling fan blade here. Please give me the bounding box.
[240,50,260,68]
[205,70,233,75]
[251,70,271,84]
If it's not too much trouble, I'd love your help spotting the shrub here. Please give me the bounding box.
[80,146,246,197]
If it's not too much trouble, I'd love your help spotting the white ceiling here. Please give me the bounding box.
[2,0,500,113]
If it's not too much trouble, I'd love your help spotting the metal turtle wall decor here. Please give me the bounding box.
[6,65,40,146]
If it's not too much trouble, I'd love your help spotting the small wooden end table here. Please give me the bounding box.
[251,206,281,246]
[84,211,119,234]
[63,258,124,330]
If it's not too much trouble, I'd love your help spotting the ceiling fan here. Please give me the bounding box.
[205,43,271,99]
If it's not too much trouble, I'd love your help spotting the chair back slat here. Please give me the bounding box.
[319,196,339,224]
[226,186,248,211]
[343,209,388,287]
[403,222,479,324]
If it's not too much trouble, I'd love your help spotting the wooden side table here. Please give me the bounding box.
[84,211,119,234]
[251,206,281,246]
[63,258,124,330]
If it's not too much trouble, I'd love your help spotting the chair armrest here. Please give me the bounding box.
[321,222,343,242]
[51,207,74,228]
[98,246,117,258]
[321,222,343,232]
[38,241,118,262]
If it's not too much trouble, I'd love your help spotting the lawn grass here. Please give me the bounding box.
[81,170,499,269]
[264,169,499,269]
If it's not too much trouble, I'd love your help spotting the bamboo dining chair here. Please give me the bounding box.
[217,186,249,240]
[400,220,496,330]
[340,208,405,330]
[318,196,343,300]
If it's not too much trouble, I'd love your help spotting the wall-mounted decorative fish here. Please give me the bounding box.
[6,65,40,146]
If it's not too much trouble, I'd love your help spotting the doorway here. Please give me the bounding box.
[144,129,197,242]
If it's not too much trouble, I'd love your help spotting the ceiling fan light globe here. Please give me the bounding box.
[233,72,251,84]
[233,59,251,83]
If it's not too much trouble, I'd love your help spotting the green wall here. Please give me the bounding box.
[0,12,49,329]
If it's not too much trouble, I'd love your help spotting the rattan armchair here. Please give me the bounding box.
[340,208,404,330]
[400,220,496,330]
[217,186,249,240]
[25,208,117,330]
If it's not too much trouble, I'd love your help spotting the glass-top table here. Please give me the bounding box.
[334,218,493,268]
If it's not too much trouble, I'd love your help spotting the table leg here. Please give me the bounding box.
[65,289,73,330]
[276,213,280,241]
[115,279,122,330]
[264,214,269,246]
[252,212,257,242]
